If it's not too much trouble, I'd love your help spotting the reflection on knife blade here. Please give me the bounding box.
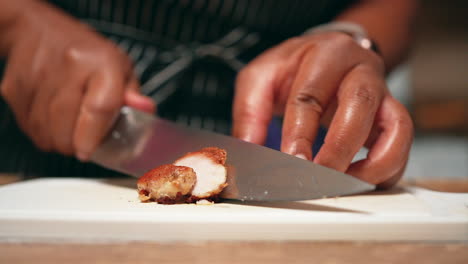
[91,107,375,201]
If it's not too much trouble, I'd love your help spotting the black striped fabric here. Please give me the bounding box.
[52,0,352,42]
[0,0,353,177]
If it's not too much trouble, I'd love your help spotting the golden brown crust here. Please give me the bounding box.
[137,164,196,204]
[138,147,228,204]
[175,147,227,165]
[137,164,189,185]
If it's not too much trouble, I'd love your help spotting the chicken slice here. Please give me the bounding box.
[137,164,196,204]
[174,147,228,201]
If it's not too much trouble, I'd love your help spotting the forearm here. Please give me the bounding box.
[335,0,419,71]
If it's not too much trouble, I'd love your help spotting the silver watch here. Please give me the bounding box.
[303,22,380,54]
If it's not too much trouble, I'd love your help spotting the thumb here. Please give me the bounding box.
[232,66,276,145]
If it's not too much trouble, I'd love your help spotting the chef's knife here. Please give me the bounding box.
[91,107,375,201]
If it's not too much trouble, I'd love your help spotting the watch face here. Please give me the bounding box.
[357,37,373,50]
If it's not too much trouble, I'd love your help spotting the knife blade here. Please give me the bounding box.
[91,107,375,201]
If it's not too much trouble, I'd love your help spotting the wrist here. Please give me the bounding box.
[303,21,381,56]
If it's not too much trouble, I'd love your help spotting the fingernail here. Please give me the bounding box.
[77,152,89,162]
[295,154,308,160]
[237,133,253,143]
[242,135,254,143]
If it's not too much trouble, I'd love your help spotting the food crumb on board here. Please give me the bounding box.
[196,199,214,205]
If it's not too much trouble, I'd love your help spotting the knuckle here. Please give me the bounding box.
[294,136,314,148]
[233,106,264,124]
[63,46,82,64]
[329,138,352,158]
[233,106,252,121]
[291,92,324,115]
[353,83,379,107]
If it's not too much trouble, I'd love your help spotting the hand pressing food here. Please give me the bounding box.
[137,147,228,204]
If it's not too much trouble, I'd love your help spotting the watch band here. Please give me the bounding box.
[303,22,381,55]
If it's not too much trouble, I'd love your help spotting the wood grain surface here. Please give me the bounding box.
[1,241,467,264]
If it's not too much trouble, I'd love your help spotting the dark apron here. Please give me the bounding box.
[0,0,351,177]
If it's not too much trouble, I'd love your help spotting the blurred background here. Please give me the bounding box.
[385,0,467,182]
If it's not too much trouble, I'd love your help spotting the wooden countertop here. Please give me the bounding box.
[1,241,467,264]
[1,174,467,263]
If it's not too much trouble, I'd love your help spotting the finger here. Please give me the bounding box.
[124,75,156,114]
[346,95,414,186]
[281,49,353,160]
[27,82,54,152]
[232,37,326,145]
[49,82,85,155]
[232,66,275,145]
[73,69,126,161]
[48,64,90,156]
[314,64,385,172]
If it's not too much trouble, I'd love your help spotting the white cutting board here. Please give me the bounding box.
[0,178,467,242]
